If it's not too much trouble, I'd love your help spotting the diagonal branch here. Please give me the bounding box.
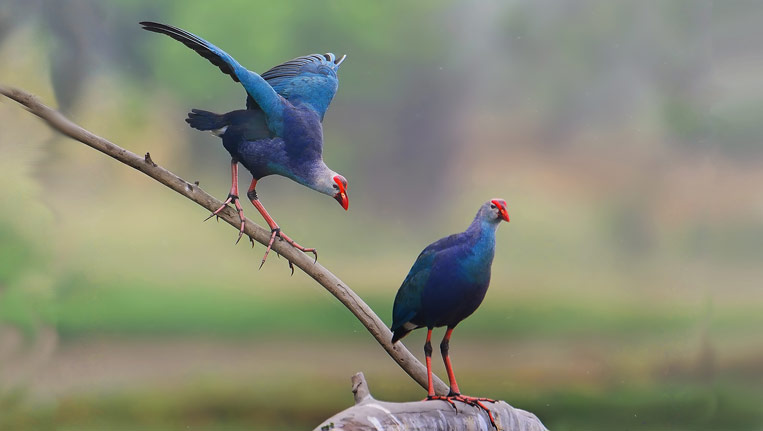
[0,85,449,396]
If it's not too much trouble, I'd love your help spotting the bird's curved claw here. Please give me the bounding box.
[206,193,246,243]
[257,228,317,272]
[277,231,318,263]
[259,228,281,270]
[204,193,234,222]
[426,395,498,429]
[426,395,459,412]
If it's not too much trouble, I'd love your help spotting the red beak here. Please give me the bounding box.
[499,207,510,222]
[333,176,349,210]
[491,199,510,222]
[335,191,349,210]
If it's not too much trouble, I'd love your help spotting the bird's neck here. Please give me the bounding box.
[467,216,500,239]
[298,161,335,196]
[458,219,497,282]
[464,218,497,256]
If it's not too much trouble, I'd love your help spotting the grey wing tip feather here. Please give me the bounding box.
[321,53,347,66]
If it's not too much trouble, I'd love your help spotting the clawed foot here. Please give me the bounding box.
[259,228,318,272]
[204,193,246,244]
[426,394,498,429]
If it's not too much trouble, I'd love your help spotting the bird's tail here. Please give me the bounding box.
[186,109,228,135]
[391,327,411,343]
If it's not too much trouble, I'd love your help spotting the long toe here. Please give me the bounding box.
[277,231,318,263]
[450,395,498,429]
[234,198,246,244]
[425,395,458,412]
[259,228,280,269]
[205,193,236,222]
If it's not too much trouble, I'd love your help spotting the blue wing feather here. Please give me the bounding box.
[391,251,432,331]
[141,21,344,122]
[140,21,284,132]
[390,232,466,332]
[260,53,343,120]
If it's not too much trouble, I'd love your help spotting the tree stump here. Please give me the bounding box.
[313,373,548,431]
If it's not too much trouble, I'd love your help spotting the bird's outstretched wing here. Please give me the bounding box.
[256,52,346,120]
[140,21,284,132]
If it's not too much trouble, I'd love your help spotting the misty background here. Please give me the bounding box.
[1,1,762,430]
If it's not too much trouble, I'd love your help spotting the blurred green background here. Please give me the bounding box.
[1,1,762,430]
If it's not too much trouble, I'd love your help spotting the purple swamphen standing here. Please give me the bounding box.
[391,199,510,427]
[140,22,349,267]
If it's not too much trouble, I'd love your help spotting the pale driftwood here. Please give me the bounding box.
[314,373,548,431]
[0,85,447,395]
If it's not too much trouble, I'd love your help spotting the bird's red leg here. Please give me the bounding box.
[205,159,246,243]
[425,329,435,398]
[246,180,279,230]
[441,327,462,396]
[246,179,279,268]
[245,179,317,271]
[424,328,458,411]
[439,327,498,428]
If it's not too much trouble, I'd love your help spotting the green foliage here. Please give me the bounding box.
[54,277,362,339]
[0,223,54,338]
[0,224,36,286]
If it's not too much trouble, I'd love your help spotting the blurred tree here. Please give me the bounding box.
[491,0,763,159]
[0,0,156,112]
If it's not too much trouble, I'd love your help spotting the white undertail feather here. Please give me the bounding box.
[210,126,228,137]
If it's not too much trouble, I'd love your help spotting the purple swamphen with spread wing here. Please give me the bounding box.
[391,199,510,427]
[140,22,348,268]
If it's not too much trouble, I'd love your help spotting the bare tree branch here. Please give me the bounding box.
[0,85,448,396]
[314,373,548,431]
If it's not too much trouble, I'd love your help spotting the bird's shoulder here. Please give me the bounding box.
[399,231,467,285]
[421,231,472,256]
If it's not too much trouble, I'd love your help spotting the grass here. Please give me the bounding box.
[46,276,763,342]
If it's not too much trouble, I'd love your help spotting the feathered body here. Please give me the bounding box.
[140,21,348,265]
[140,21,348,204]
[388,200,509,422]
[391,200,508,342]
[193,105,329,190]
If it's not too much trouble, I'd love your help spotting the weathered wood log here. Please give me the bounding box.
[314,373,548,431]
